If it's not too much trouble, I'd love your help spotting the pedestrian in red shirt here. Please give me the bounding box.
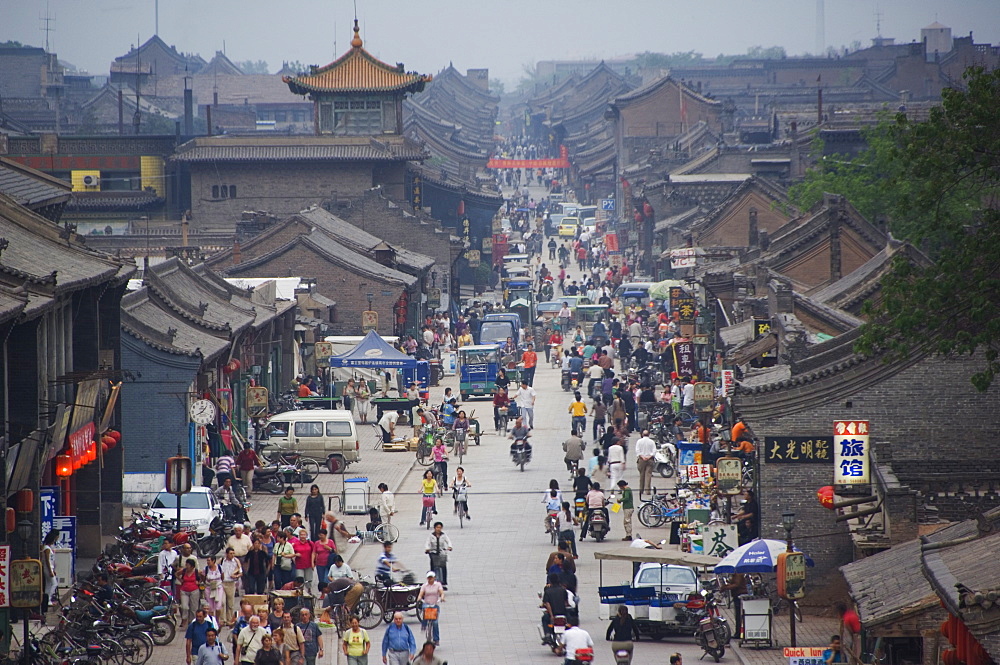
[522,343,538,386]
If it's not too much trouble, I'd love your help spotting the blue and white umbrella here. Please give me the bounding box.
[713,539,814,574]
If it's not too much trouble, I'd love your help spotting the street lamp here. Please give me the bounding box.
[781,511,797,647]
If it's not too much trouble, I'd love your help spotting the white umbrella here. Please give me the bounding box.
[712,539,814,574]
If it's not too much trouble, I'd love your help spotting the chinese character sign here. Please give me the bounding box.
[0,546,9,607]
[700,524,738,558]
[10,559,41,608]
[764,437,834,463]
[686,464,713,483]
[673,342,696,377]
[834,420,870,485]
[40,487,58,539]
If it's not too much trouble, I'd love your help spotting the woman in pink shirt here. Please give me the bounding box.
[292,528,316,591]
[312,530,335,595]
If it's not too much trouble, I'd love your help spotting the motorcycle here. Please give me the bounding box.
[252,466,285,494]
[196,516,238,558]
[613,647,632,665]
[538,599,565,656]
[561,369,572,392]
[695,615,728,662]
[574,497,588,523]
[551,344,563,368]
[510,438,532,472]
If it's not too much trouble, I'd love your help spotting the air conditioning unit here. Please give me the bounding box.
[82,174,100,187]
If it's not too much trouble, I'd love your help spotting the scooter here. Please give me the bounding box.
[252,466,285,494]
[655,443,677,478]
[613,647,632,665]
[551,344,563,369]
[695,615,728,662]
[561,369,572,392]
[586,508,609,542]
[538,603,566,655]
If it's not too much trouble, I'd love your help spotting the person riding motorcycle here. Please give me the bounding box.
[508,417,533,459]
[580,483,609,539]
[567,350,585,386]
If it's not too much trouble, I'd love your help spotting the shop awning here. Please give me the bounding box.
[594,546,720,567]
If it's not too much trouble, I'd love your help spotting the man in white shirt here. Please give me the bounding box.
[561,616,594,664]
[377,483,396,523]
[514,380,537,430]
[607,439,625,486]
[157,539,178,586]
[226,524,253,560]
[378,409,402,443]
[634,430,657,497]
[220,548,243,626]
[628,320,642,342]
[681,380,695,413]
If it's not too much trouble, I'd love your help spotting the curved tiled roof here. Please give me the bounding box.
[284,21,430,95]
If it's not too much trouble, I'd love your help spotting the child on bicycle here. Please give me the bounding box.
[432,438,449,491]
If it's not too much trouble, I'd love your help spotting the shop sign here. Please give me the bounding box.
[0,546,8,607]
[40,488,58,539]
[694,382,714,411]
[246,387,269,417]
[834,420,870,485]
[481,237,493,253]
[699,523,738,558]
[427,288,441,308]
[716,457,743,495]
[778,551,807,600]
[362,311,378,333]
[314,342,333,368]
[672,342,695,377]
[9,559,41,608]
[685,464,713,483]
[466,250,480,268]
[692,333,709,345]
[605,232,619,252]
[764,437,833,463]
[671,248,697,269]
[609,254,623,269]
[68,422,95,467]
[784,647,826,665]
[721,370,735,396]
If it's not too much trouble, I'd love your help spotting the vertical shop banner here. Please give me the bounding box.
[673,342,695,377]
[41,487,58,539]
[0,546,9,607]
[833,420,870,485]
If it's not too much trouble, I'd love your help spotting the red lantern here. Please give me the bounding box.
[634,210,644,224]
[101,442,109,453]
[16,489,33,513]
[56,454,72,477]
[87,441,97,463]
[817,485,835,510]
[224,359,242,374]
[109,430,121,443]
[4,508,14,534]
[643,201,654,218]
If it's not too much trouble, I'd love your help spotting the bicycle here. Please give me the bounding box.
[421,604,440,644]
[416,439,433,466]
[638,491,684,528]
[421,495,435,529]
[495,406,509,435]
[373,522,400,544]
[455,487,468,529]
[453,430,467,465]
[676,409,699,427]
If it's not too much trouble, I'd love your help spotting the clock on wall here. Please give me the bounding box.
[189,399,217,425]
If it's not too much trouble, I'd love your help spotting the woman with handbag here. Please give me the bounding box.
[177,558,202,627]
[353,379,371,424]
[272,532,297,590]
[203,555,225,625]
[423,523,453,590]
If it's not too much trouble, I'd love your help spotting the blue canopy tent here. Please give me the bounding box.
[328,330,417,369]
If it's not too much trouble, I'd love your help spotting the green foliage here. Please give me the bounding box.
[0,41,30,48]
[745,45,787,59]
[236,59,269,74]
[489,78,505,96]
[844,67,1000,390]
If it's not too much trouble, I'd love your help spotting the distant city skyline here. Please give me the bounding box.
[2,0,998,85]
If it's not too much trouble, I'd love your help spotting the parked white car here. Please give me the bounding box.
[147,486,223,536]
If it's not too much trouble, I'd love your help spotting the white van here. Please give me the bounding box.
[261,410,360,473]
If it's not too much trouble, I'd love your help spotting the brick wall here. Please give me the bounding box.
[735,351,1000,585]
[697,192,791,247]
[188,161,408,229]
[0,49,47,98]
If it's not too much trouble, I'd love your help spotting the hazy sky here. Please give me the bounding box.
[3,0,999,85]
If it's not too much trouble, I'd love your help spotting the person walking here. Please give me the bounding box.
[605,605,639,664]
[424,523,453,589]
[177,559,203,627]
[272,532,297,591]
[185,609,214,665]
[296,608,324,665]
[617,480,634,541]
[607,438,626,487]
[244,537,270,596]
[194,627,228,665]
[235,615,269,665]
[40,530,59,615]
[220,548,243,626]
[377,483,396,524]
[342,616,371,665]
[304,485,325,542]
[235,445,257,498]
[293,528,316,592]
[354,379,371,424]
[381,612,416,665]
[522,343,538,386]
[515,380,537,430]
[277,488,298,529]
[202,556,225,624]
[312,530,335,594]
[634,430,657,497]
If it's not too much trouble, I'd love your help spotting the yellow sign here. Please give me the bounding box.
[10,559,42,608]
[467,250,481,268]
[715,457,743,495]
[246,386,269,408]
[315,341,333,368]
[778,551,807,600]
[362,311,378,333]
[693,381,714,411]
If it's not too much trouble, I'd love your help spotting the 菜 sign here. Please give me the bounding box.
[834,420,870,485]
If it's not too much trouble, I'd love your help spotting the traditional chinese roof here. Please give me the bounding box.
[283,21,431,96]
[0,157,71,213]
[172,135,427,163]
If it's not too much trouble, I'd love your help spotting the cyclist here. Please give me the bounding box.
[451,467,471,519]
[544,489,561,534]
[374,542,402,586]
[567,391,587,437]
[492,387,510,432]
[431,438,449,491]
[416,571,445,644]
[424,523,453,589]
[419,469,438,527]
[452,411,470,451]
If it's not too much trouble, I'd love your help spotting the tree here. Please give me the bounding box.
[798,68,1000,390]
[489,78,505,96]
[236,59,269,74]
[745,45,787,59]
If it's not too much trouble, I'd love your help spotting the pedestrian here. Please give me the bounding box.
[277,487,297,529]
[177,558,203,627]
[606,604,639,664]
[266,598,285,632]
[515,380,537,430]
[40,529,58,615]
[522,343,538,385]
[244,537,271,596]
[313,530,335,593]
[227,524,253,563]
[296,608,324,665]
[412,642,444,665]
[194,628,228,665]
[235,445,257,498]
[279,613,306,664]
[185,608,213,665]
[215,453,236,487]
[607,438,625,486]
[202,556,225,624]
[254,634,281,665]
[220,548,243,626]
[235,615,269,665]
[424,523,453,589]
[272,532,297,590]
[305,485,325,541]
[342,616,371,665]
[354,379,371,424]
[293,528,315,591]
[835,601,861,659]
[617,480,634,541]
[157,538,178,599]
[377,483,396,524]
[382,611,417,665]
[634,430,656,497]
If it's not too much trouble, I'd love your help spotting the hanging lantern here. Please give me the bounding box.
[223,359,242,374]
[15,489,33,512]
[73,456,82,471]
[109,430,121,443]
[634,210,644,224]
[643,201,654,218]
[56,454,72,477]
[101,442,109,453]
[87,441,97,463]
[817,485,835,510]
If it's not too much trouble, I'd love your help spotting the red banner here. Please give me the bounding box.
[69,422,95,464]
[487,145,570,169]
[605,232,619,252]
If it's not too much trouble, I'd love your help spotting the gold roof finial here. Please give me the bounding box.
[351,19,363,48]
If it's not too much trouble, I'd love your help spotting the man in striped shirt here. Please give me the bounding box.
[215,454,235,486]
